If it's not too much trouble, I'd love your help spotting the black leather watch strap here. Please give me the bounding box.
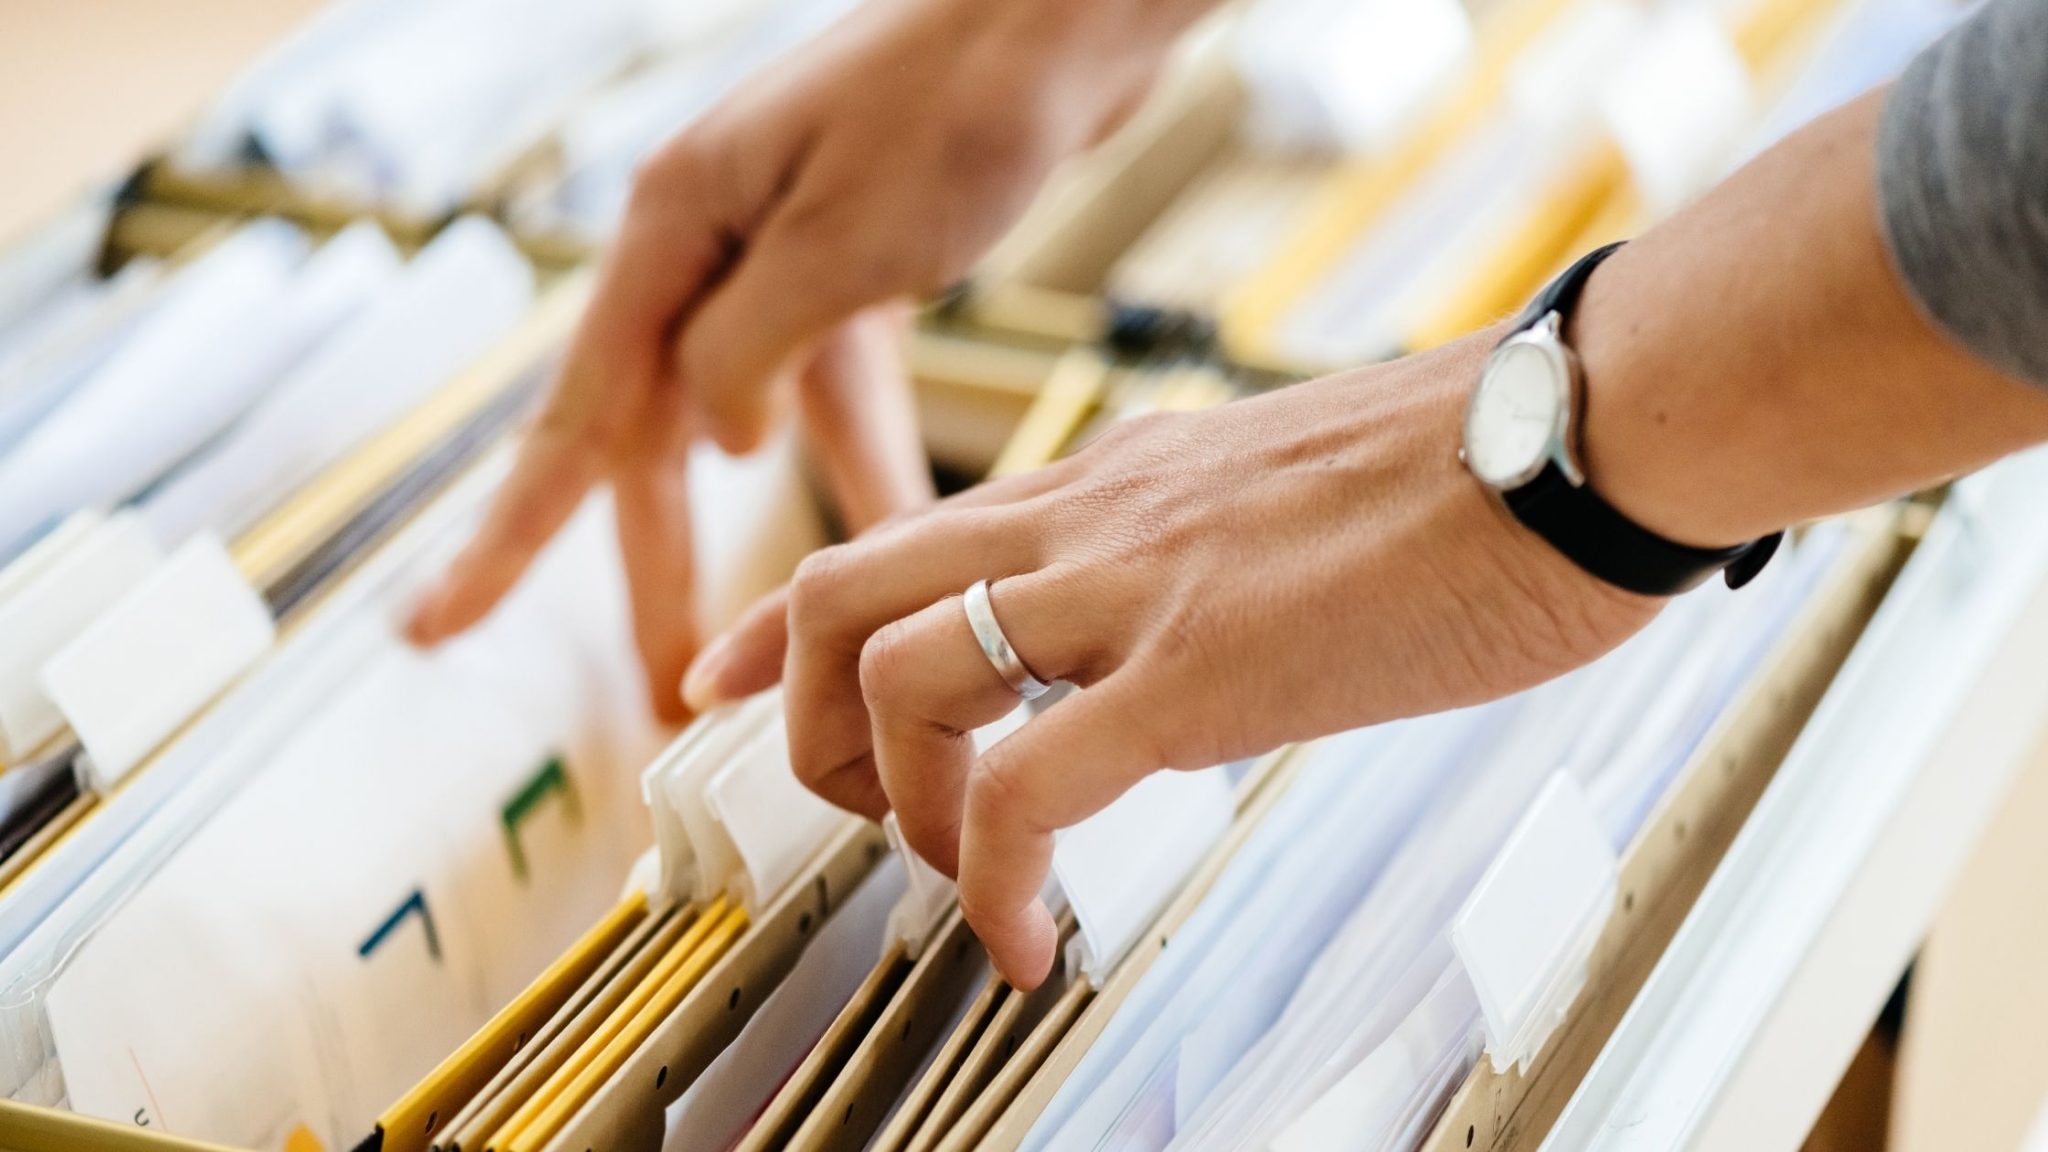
[1515,240,1625,332]
[1505,462,1782,595]
[1492,241,1784,595]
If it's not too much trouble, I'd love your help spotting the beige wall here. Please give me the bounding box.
[0,0,324,240]
[1891,738,2048,1151]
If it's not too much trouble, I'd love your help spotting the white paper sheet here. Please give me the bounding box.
[42,500,661,1151]
[1238,0,1473,153]
[662,857,907,1152]
[0,202,109,339]
[0,259,165,468]
[0,222,312,558]
[705,717,845,912]
[184,0,417,171]
[139,216,533,545]
[1054,765,1235,986]
[1022,715,1474,1152]
[230,0,646,212]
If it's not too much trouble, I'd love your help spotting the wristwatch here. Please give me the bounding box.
[1460,241,1782,596]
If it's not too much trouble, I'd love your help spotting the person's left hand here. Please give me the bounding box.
[680,330,1663,988]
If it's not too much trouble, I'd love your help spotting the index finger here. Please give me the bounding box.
[408,142,736,645]
[405,414,607,644]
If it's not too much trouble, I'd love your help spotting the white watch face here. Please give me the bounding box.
[1465,339,1567,488]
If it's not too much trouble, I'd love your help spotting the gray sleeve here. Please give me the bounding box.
[1878,0,2048,387]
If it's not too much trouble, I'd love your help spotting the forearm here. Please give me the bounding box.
[1575,88,2048,549]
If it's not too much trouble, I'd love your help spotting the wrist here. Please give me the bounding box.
[1341,336,1660,682]
[1567,244,1784,551]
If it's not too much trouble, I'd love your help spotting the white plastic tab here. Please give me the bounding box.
[706,719,844,913]
[1056,765,1235,986]
[41,534,275,790]
[648,695,777,902]
[0,511,164,760]
[644,691,848,913]
[642,719,719,901]
[883,813,958,959]
[1597,5,1753,215]
[1452,771,1618,1074]
[622,846,663,902]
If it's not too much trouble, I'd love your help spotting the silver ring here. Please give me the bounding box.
[963,579,1050,700]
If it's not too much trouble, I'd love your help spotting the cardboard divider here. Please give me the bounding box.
[437,901,679,1152]
[543,822,889,1152]
[777,912,989,1152]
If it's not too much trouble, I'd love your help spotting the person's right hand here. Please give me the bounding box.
[405,0,1200,718]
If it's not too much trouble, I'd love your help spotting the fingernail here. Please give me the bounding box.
[681,632,736,713]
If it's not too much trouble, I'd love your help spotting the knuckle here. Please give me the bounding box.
[940,109,1034,179]
[901,813,962,872]
[766,190,835,243]
[773,198,930,305]
[627,141,703,212]
[857,621,917,707]
[953,884,999,933]
[789,749,834,793]
[1016,563,1116,684]
[971,751,1040,833]
[936,104,1053,219]
[782,712,826,787]
[787,546,859,633]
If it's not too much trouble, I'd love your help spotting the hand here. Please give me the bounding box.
[404,0,1186,715]
[682,331,1662,987]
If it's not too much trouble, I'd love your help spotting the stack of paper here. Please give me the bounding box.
[0,214,533,806]
[1027,529,1846,1152]
[0,428,824,1150]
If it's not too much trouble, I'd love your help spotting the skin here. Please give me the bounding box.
[402,0,1204,717]
[411,0,2048,988]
